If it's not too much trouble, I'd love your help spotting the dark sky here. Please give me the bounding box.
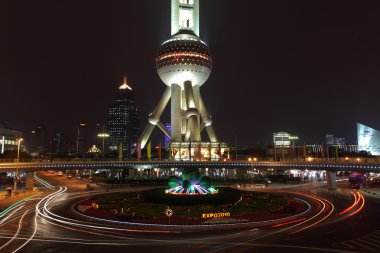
[1,0,380,146]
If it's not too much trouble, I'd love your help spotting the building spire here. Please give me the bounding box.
[119,75,132,90]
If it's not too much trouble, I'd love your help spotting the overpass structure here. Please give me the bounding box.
[2,160,378,191]
[1,160,379,173]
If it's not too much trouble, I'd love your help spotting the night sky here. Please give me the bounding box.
[1,0,380,146]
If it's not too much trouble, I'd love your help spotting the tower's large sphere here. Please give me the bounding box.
[156,31,212,88]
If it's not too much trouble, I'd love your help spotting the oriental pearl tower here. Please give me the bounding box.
[136,0,227,161]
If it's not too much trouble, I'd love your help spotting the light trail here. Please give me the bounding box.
[0,209,30,251]
[347,192,365,217]
[339,191,359,216]
[271,218,306,228]
[36,187,173,234]
[34,174,55,189]
[0,192,42,219]
[290,197,335,234]
[0,205,25,226]
[206,193,330,253]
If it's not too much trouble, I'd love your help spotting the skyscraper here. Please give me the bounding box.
[52,129,65,154]
[30,125,48,154]
[137,0,228,161]
[108,76,140,158]
[75,123,87,155]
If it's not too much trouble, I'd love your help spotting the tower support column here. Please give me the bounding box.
[184,81,201,142]
[194,86,218,142]
[171,84,182,142]
[136,87,171,150]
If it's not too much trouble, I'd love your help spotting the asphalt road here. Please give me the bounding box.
[1,175,380,253]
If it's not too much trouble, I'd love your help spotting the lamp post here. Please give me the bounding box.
[248,158,254,187]
[97,133,110,158]
[14,138,23,193]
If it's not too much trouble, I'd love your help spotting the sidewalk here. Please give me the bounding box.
[360,187,380,199]
[0,189,40,210]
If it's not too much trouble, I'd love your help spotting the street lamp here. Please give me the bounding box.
[14,138,23,193]
[248,158,254,187]
[97,133,110,158]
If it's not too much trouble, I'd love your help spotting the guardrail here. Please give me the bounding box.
[1,160,380,173]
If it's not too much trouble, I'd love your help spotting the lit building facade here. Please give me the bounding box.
[325,134,346,146]
[137,0,228,161]
[273,132,299,147]
[0,127,23,154]
[357,122,380,156]
[108,76,140,157]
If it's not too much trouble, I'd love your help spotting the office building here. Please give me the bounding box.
[108,76,140,157]
[357,122,380,156]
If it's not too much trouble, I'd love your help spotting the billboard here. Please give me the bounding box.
[357,123,380,156]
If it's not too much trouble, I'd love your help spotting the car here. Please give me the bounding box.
[68,175,72,179]
[76,175,81,180]
[57,171,63,176]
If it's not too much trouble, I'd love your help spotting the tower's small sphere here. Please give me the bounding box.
[156,31,212,88]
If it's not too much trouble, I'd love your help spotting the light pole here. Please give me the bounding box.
[97,133,110,158]
[248,158,253,187]
[14,138,23,193]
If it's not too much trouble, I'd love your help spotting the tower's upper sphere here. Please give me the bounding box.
[156,31,212,88]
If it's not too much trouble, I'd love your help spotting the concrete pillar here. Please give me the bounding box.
[236,168,247,179]
[25,172,34,190]
[327,171,337,190]
[129,169,137,180]
[184,81,201,142]
[171,84,182,142]
[227,168,237,180]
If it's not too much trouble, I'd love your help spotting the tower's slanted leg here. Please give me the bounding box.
[193,85,218,142]
[184,81,201,142]
[135,87,171,151]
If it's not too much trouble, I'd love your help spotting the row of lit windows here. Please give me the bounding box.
[161,47,209,55]
[160,46,210,56]
[157,58,212,69]
[0,139,17,145]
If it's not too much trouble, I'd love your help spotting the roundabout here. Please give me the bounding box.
[73,187,310,226]
[9,172,371,253]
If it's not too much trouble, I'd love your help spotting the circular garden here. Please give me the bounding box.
[75,187,308,225]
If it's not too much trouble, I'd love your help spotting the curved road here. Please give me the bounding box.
[1,173,379,253]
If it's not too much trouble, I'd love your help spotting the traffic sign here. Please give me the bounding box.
[165,208,173,217]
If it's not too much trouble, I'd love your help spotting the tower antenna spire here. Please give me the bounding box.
[119,74,132,90]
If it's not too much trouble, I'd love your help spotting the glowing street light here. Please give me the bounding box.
[97,133,110,157]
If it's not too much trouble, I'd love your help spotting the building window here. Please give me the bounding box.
[179,0,194,4]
